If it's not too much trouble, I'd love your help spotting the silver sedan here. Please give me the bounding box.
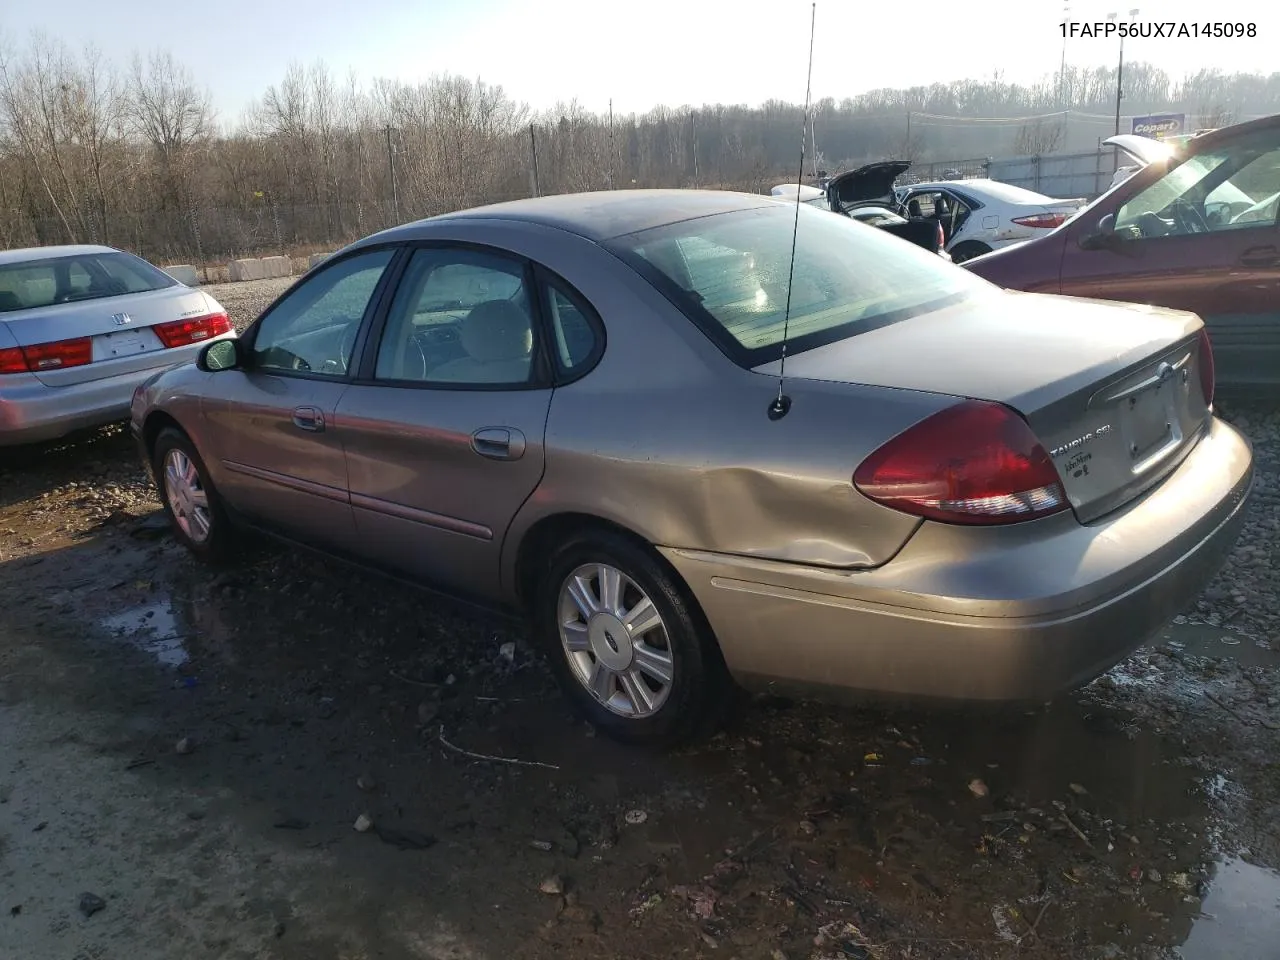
[129,190,1252,745]
[0,245,235,446]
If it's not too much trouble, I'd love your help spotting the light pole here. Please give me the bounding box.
[1108,8,1140,138]
[1059,1,1071,107]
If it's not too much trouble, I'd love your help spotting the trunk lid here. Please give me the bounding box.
[827,161,911,211]
[756,289,1212,522]
[1,287,220,386]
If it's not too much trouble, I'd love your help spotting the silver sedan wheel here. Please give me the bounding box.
[557,563,675,719]
[162,448,212,545]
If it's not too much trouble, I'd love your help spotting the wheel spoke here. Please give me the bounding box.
[597,564,623,615]
[632,642,674,685]
[164,461,183,493]
[567,575,599,619]
[182,455,198,486]
[562,621,590,653]
[589,662,614,702]
[189,489,209,510]
[622,596,662,638]
[189,507,211,540]
[619,670,655,715]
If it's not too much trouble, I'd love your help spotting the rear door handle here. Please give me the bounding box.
[1239,244,1280,267]
[292,405,325,432]
[471,427,526,461]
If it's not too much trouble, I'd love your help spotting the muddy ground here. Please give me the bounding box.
[1,279,1279,960]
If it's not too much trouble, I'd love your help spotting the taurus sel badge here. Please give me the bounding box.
[111,312,132,326]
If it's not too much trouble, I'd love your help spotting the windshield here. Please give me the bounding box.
[607,202,989,364]
[0,251,177,314]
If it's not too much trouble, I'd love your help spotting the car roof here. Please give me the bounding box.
[359,190,778,245]
[0,244,120,266]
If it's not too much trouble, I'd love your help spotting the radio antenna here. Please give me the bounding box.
[768,1,817,422]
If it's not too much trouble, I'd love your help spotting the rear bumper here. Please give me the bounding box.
[661,417,1253,703]
[0,351,202,447]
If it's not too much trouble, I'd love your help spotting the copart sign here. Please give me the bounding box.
[1132,114,1185,139]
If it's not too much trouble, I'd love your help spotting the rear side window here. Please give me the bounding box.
[0,252,176,313]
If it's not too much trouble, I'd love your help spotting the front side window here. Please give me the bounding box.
[609,202,989,364]
[1116,129,1280,237]
[251,247,394,376]
[374,248,537,386]
[0,252,177,313]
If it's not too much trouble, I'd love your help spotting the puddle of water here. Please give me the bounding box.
[1179,858,1280,959]
[1160,622,1280,669]
[98,601,190,668]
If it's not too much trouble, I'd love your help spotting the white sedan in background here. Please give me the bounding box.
[1,245,236,446]
[893,179,1088,263]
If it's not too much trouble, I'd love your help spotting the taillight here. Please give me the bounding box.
[0,337,93,375]
[853,400,1068,525]
[153,311,232,348]
[0,347,26,374]
[1197,328,1215,409]
[1011,212,1068,229]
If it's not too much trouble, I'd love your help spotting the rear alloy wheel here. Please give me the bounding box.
[535,531,729,745]
[948,240,991,264]
[152,427,237,563]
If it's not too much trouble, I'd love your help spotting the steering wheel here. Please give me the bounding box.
[1170,198,1209,235]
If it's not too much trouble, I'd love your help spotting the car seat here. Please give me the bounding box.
[428,299,533,384]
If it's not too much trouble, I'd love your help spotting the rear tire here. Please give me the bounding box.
[151,427,237,564]
[532,529,731,747]
[949,241,992,264]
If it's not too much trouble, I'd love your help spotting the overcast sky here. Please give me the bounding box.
[3,0,1276,122]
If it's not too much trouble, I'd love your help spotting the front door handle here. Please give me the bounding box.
[471,427,526,461]
[1239,244,1280,267]
[292,405,325,432]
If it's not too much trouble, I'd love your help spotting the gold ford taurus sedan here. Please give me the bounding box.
[130,190,1253,745]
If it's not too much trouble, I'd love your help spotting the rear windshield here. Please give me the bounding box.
[607,202,988,365]
[0,252,177,314]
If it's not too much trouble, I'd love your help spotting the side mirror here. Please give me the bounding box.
[1079,213,1119,251]
[198,337,241,372]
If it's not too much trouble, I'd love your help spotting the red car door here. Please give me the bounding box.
[1057,119,1280,390]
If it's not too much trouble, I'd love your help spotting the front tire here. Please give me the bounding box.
[152,427,237,564]
[533,530,729,746]
[949,240,992,263]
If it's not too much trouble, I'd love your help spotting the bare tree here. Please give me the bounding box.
[1014,119,1065,156]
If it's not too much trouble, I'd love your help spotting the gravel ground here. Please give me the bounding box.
[206,276,296,332]
[1,283,1278,960]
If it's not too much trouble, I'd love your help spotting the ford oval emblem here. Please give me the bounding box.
[111,312,133,326]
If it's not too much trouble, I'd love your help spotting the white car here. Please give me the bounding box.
[892,178,1088,263]
[0,244,235,446]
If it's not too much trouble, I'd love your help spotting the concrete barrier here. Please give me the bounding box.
[163,264,200,286]
[228,258,265,282]
[261,255,292,279]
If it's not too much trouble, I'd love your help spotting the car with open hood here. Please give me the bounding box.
[771,165,947,257]
[965,113,1280,392]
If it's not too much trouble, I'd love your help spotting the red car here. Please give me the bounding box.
[965,114,1280,392]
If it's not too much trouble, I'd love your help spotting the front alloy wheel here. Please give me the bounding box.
[163,448,212,544]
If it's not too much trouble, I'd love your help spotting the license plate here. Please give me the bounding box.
[1123,381,1174,461]
[94,329,158,359]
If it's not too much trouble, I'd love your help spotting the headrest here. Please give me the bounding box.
[460,299,533,363]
